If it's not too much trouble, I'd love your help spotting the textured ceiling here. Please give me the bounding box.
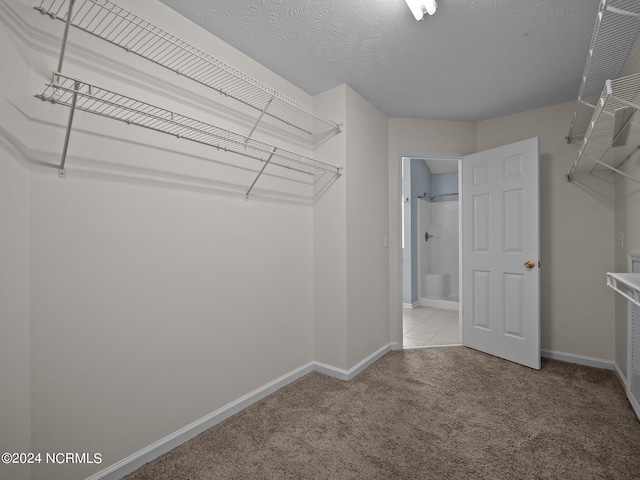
[157,0,601,122]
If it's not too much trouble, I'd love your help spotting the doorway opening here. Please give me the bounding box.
[401,156,462,348]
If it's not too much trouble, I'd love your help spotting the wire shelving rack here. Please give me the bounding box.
[34,0,341,136]
[567,0,640,184]
[34,0,342,197]
[567,0,640,145]
[567,73,640,184]
[37,73,341,195]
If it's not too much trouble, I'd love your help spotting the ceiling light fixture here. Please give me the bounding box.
[405,0,438,21]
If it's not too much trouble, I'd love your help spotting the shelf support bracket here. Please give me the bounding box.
[577,152,640,185]
[245,95,274,142]
[58,80,80,178]
[607,273,640,308]
[57,0,76,74]
[245,147,277,199]
[585,107,639,177]
[606,5,640,19]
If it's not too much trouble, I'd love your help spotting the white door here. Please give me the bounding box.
[462,137,540,370]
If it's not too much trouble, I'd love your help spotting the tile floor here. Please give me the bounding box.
[403,306,461,348]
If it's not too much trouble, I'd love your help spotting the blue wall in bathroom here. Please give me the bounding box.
[431,171,458,202]
[402,159,431,305]
[402,158,412,306]
[403,163,459,306]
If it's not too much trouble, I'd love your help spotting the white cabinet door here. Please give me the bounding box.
[462,137,540,369]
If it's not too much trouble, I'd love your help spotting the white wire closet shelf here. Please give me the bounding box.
[34,0,341,137]
[567,73,640,184]
[567,0,640,144]
[36,73,341,195]
[607,272,640,308]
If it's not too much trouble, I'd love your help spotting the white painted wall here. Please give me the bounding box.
[313,85,390,370]
[29,173,315,480]
[477,101,616,361]
[0,154,31,480]
[6,1,318,479]
[4,2,393,478]
[345,87,390,368]
[4,0,631,477]
[0,4,31,477]
[313,85,348,369]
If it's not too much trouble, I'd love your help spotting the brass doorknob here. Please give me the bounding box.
[524,260,535,269]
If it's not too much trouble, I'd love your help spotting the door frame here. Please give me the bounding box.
[391,150,468,349]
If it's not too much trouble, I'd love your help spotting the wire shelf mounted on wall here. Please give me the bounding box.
[34,0,341,137]
[33,0,342,198]
[567,73,640,184]
[566,0,640,185]
[36,73,341,197]
[567,0,640,145]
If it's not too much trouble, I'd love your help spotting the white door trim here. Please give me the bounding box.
[390,151,467,349]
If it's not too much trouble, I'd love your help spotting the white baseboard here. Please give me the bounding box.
[86,362,314,480]
[83,346,631,480]
[618,364,640,423]
[540,349,614,371]
[419,297,459,310]
[86,344,394,480]
[403,302,419,309]
[541,353,639,422]
[313,343,394,381]
[627,390,640,420]
[614,362,629,391]
[540,351,631,394]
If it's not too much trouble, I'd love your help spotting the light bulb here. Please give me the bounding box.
[405,0,438,21]
[405,0,425,21]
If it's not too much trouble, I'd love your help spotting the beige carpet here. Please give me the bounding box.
[123,347,640,479]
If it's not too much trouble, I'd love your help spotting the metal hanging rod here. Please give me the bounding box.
[34,0,341,137]
[567,73,640,185]
[417,192,458,201]
[567,0,640,144]
[36,73,341,192]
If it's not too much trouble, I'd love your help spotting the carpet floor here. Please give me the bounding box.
[123,347,640,479]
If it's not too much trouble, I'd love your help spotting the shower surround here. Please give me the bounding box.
[418,198,459,309]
